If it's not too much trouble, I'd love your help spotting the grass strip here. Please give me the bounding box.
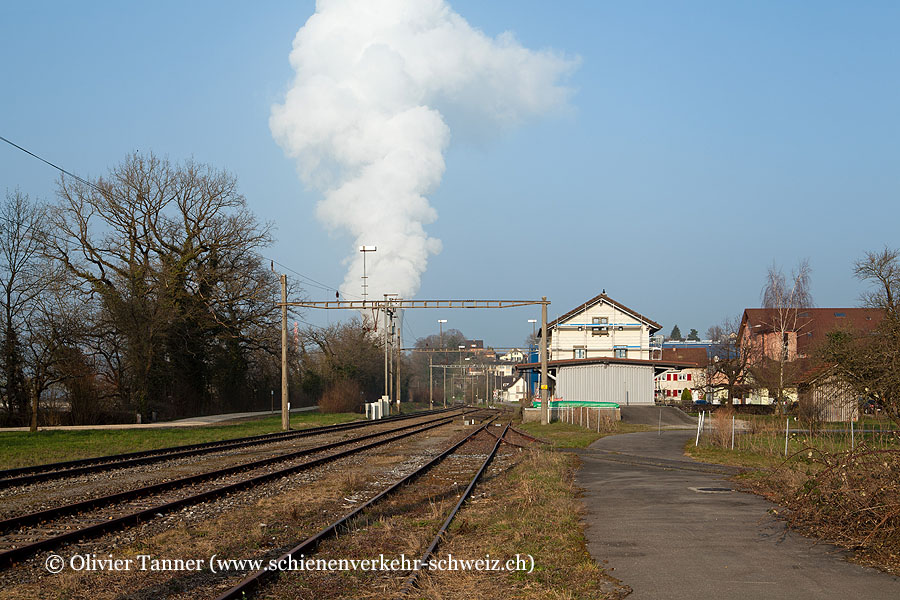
[0,412,361,470]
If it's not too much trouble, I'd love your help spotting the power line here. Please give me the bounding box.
[268,257,365,301]
[0,134,371,308]
[0,134,103,193]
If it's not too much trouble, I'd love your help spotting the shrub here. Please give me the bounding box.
[318,379,364,413]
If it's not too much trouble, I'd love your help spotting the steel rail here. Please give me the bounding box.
[507,425,550,444]
[0,410,469,535]
[481,426,531,449]
[400,422,510,594]
[0,408,460,488]
[0,414,473,570]
[212,417,499,600]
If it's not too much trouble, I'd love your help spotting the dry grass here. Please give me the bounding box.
[709,408,734,448]
[747,444,900,574]
[688,423,900,575]
[415,449,626,599]
[517,420,654,449]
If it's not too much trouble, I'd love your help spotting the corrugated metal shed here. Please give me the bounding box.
[556,363,654,405]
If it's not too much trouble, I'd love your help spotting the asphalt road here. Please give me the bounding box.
[574,431,900,599]
[619,405,696,428]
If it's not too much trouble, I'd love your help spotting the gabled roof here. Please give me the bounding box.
[543,293,661,335]
[738,307,882,356]
[660,347,709,368]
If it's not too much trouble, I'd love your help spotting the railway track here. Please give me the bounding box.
[210,420,524,600]
[0,407,461,490]
[0,409,491,569]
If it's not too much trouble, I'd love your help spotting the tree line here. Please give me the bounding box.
[1,153,291,428]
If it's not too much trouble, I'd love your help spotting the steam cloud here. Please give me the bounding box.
[271,0,576,299]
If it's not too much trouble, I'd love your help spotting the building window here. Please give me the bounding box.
[574,347,586,359]
[614,348,627,358]
[592,316,608,336]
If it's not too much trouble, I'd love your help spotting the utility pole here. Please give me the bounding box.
[429,355,433,409]
[540,296,549,425]
[359,245,376,304]
[388,310,394,402]
[383,298,389,399]
[281,274,290,431]
[396,306,402,410]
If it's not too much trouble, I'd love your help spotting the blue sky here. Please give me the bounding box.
[2,1,898,347]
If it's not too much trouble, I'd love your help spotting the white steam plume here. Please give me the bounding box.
[271,0,576,299]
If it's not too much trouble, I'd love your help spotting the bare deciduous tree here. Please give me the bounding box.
[704,317,752,405]
[751,259,813,414]
[823,248,900,426]
[298,318,385,406]
[0,190,61,429]
[48,153,286,420]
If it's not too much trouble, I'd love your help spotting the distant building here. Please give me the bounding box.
[737,307,882,416]
[499,348,525,363]
[500,376,527,403]
[737,308,881,363]
[655,347,709,403]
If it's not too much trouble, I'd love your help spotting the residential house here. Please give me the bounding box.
[655,347,709,403]
[499,348,525,363]
[737,307,882,416]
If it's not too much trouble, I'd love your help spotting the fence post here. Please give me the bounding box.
[851,418,855,451]
[785,418,789,457]
[731,414,735,450]
[695,411,703,446]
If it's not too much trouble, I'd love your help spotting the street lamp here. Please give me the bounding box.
[438,319,447,349]
[358,245,376,304]
[458,345,465,403]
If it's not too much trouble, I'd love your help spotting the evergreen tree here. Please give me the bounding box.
[687,328,700,341]
[669,324,683,340]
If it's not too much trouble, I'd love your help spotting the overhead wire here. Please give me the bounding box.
[0,134,105,194]
[0,134,360,302]
[1,134,452,344]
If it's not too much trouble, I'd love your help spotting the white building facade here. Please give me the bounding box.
[544,293,662,361]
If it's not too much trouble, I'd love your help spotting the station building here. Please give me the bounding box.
[514,292,697,417]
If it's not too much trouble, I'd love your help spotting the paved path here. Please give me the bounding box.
[0,406,318,432]
[575,430,900,599]
[620,405,697,429]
